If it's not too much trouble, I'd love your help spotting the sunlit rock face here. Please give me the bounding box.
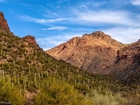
[46,31,123,74]
[0,12,10,32]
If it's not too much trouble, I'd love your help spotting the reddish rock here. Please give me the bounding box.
[46,31,123,74]
[111,40,140,84]
[23,35,40,49]
[0,12,10,31]
[46,31,140,84]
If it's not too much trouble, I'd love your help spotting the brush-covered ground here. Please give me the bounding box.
[0,31,139,105]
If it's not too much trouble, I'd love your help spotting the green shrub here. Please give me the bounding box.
[34,77,93,105]
[0,76,25,105]
[91,90,128,105]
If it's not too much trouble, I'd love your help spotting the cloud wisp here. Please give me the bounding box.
[19,15,66,24]
[16,0,140,49]
[104,27,140,44]
[37,27,140,50]
[73,9,139,27]
[130,0,140,6]
[36,33,82,50]
[18,1,140,27]
[40,2,140,27]
[43,26,67,31]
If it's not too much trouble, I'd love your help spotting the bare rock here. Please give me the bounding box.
[23,35,40,49]
[0,12,10,32]
[46,31,124,74]
[111,40,140,84]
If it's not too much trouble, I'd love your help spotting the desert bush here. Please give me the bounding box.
[34,77,93,105]
[0,76,25,105]
[91,90,128,105]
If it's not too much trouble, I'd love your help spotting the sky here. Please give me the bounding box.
[0,0,140,50]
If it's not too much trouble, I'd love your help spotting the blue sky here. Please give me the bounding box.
[0,0,140,50]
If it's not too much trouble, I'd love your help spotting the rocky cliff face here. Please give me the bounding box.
[0,12,10,31]
[23,35,41,49]
[111,39,140,84]
[46,31,124,74]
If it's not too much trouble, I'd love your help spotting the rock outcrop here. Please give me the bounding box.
[0,12,10,31]
[46,31,124,74]
[23,35,41,49]
[111,39,140,84]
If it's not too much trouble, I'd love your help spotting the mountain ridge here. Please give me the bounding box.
[46,31,124,74]
[111,39,140,84]
[46,30,140,85]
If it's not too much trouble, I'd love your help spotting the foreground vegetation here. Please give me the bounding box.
[0,75,128,105]
[0,31,139,105]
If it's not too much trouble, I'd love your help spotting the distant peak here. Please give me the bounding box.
[0,12,10,32]
[91,31,110,38]
[92,31,105,35]
[82,31,111,40]
[24,35,35,38]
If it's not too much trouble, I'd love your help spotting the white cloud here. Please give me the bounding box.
[37,27,140,50]
[19,15,66,24]
[79,1,105,9]
[19,15,46,24]
[103,27,140,44]
[43,26,67,30]
[130,0,140,5]
[18,1,140,48]
[36,34,82,50]
[46,18,67,22]
[73,10,138,27]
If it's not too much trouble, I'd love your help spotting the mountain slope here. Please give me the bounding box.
[111,39,140,85]
[0,24,131,105]
[46,31,123,74]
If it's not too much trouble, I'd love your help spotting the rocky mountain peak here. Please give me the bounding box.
[92,31,104,34]
[67,37,81,45]
[0,12,10,32]
[46,31,124,74]
[83,31,110,38]
[81,31,123,49]
[91,31,109,37]
[23,35,40,49]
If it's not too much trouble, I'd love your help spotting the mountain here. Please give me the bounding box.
[0,12,10,31]
[111,39,140,85]
[46,31,140,85]
[0,12,139,105]
[46,31,123,74]
[0,12,97,104]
